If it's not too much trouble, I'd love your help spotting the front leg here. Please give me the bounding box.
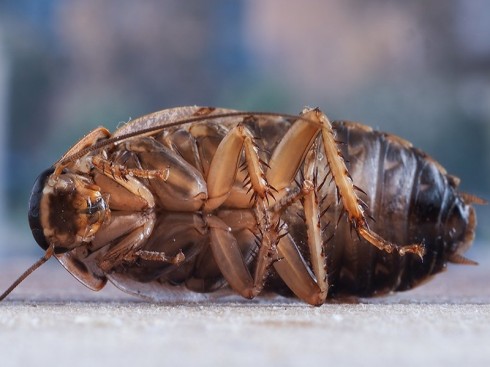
[92,155,171,181]
[98,215,155,272]
[98,215,185,272]
[89,154,188,272]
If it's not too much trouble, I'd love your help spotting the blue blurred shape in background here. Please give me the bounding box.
[0,0,488,255]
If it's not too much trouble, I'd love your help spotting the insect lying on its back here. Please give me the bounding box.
[1,107,484,305]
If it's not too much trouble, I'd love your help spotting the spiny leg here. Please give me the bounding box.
[203,116,280,298]
[264,151,329,305]
[301,148,328,301]
[268,108,424,258]
[315,110,424,258]
[260,110,335,304]
[206,215,254,298]
[243,167,330,306]
[212,111,331,303]
[274,233,324,306]
[204,116,272,212]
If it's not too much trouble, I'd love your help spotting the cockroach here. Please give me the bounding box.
[0,106,484,305]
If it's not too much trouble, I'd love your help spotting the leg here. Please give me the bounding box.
[317,110,424,257]
[109,137,207,212]
[202,115,326,301]
[98,219,185,272]
[128,249,185,264]
[98,217,154,272]
[259,153,329,305]
[94,210,187,273]
[206,215,254,298]
[274,233,325,306]
[90,154,156,211]
[204,117,271,212]
[92,155,171,181]
[267,108,424,258]
[199,117,286,298]
[301,148,328,301]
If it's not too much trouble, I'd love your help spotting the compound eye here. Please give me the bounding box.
[28,168,55,251]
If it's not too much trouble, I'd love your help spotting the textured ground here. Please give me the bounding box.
[1,246,489,367]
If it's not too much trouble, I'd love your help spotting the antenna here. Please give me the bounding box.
[0,244,54,301]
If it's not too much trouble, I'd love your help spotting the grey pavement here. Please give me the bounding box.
[1,246,489,367]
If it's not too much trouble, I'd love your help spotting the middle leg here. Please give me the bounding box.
[202,117,287,299]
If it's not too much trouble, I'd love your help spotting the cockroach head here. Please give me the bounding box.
[28,167,109,253]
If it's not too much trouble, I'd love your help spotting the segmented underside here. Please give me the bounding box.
[105,116,459,298]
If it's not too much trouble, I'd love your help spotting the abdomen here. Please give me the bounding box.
[310,121,462,296]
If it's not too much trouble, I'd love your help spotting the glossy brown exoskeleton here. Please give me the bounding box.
[1,107,482,305]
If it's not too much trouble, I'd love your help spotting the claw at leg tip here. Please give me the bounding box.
[399,243,425,260]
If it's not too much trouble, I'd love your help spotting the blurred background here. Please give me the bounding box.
[0,0,488,256]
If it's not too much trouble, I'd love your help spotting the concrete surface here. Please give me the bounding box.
[1,246,489,367]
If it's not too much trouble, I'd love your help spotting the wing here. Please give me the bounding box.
[57,106,304,166]
[112,106,241,137]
